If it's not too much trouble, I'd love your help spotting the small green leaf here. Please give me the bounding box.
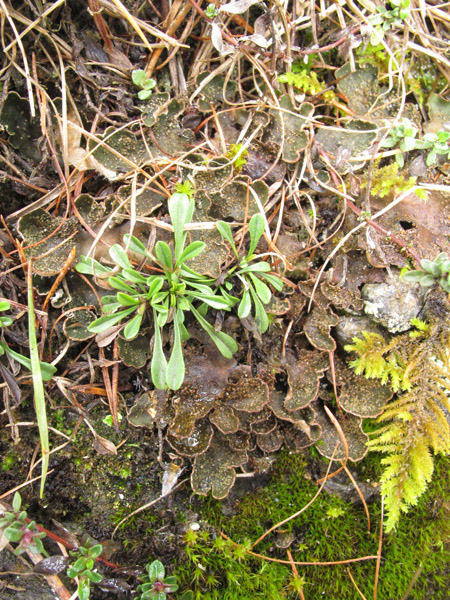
[216,221,238,258]
[121,268,148,283]
[155,241,173,270]
[248,213,265,257]
[123,234,151,256]
[260,272,284,291]
[148,560,165,582]
[12,492,21,512]
[166,311,185,391]
[78,578,91,600]
[88,307,137,332]
[419,274,437,287]
[138,89,152,100]
[238,261,271,274]
[177,241,206,266]
[86,570,103,583]
[168,193,194,260]
[190,305,238,358]
[402,269,426,282]
[0,343,56,381]
[249,286,269,333]
[108,277,137,293]
[151,315,168,390]
[123,313,143,339]
[132,69,147,87]
[238,289,251,318]
[0,300,11,311]
[249,273,271,304]
[76,256,112,276]
[117,292,140,306]
[109,244,130,269]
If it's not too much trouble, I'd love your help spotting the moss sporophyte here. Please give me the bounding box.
[76,191,283,391]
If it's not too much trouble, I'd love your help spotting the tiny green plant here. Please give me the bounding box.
[414,129,450,166]
[67,544,103,600]
[381,117,418,167]
[0,492,47,555]
[278,61,324,95]
[0,300,56,381]
[132,69,156,100]
[76,192,238,391]
[369,0,410,45]
[137,559,179,600]
[205,2,218,18]
[226,143,248,171]
[217,214,283,334]
[402,252,450,293]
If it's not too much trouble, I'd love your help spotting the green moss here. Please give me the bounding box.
[176,451,450,599]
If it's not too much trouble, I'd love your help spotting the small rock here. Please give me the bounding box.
[334,315,385,348]
[362,274,426,332]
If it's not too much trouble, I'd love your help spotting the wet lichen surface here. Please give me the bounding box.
[1,1,450,599]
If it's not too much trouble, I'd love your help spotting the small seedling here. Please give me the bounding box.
[369,0,410,45]
[132,69,156,100]
[414,130,450,166]
[226,143,248,171]
[67,544,103,600]
[217,214,283,334]
[77,192,238,391]
[0,300,56,381]
[381,118,418,167]
[137,559,179,600]
[205,3,218,18]
[0,492,47,555]
[402,252,450,293]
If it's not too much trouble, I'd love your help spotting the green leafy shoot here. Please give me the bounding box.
[217,213,283,333]
[278,65,324,95]
[67,544,103,600]
[132,69,156,100]
[76,192,238,391]
[381,118,418,167]
[414,130,450,166]
[402,251,450,293]
[0,492,47,555]
[226,144,248,171]
[205,3,218,18]
[0,300,56,381]
[369,0,410,45]
[137,559,180,600]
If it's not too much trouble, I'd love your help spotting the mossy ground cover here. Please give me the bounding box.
[176,451,450,599]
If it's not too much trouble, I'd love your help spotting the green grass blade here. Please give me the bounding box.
[27,266,49,498]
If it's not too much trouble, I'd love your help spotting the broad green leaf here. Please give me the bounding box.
[166,311,185,390]
[248,213,265,257]
[148,559,165,582]
[0,300,11,311]
[249,273,271,304]
[216,221,238,258]
[88,307,137,332]
[151,315,167,390]
[155,241,173,270]
[109,244,130,269]
[238,289,251,318]
[124,313,143,339]
[176,240,206,267]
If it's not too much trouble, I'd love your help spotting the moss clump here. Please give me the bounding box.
[176,450,450,599]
